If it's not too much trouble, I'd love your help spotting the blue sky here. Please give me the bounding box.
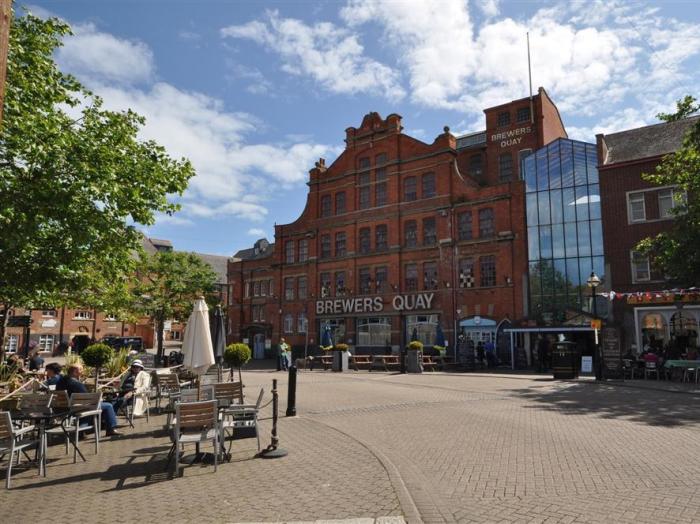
[28,1,700,257]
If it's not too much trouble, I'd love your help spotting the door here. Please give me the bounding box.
[253,333,265,359]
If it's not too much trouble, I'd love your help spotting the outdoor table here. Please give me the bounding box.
[9,407,75,475]
[663,360,700,369]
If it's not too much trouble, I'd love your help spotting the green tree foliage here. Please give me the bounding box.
[0,13,194,349]
[133,251,217,363]
[82,342,113,387]
[637,95,700,285]
[224,342,251,382]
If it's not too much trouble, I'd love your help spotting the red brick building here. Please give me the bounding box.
[597,115,700,354]
[228,88,567,359]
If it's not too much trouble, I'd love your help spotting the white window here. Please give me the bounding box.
[4,335,18,353]
[39,335,55,351]
[74,310,92,320]
[104,314,117,321]
[42,310,56,317]
[628,192,646,222]
[298,312,307,334]
[171,331,181,341]
[631,251,650,282]
[284,314,294,334]
[658,188,684,219]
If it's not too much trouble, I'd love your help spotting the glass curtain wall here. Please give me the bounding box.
[523,138,604,323]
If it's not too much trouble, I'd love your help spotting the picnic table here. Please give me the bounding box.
[372,355,400,371]
[350,355,372,371]
[663,360,699,369]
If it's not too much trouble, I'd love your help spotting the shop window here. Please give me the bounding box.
[516,106,531,123]
[459,258,475,288]
[375,225,388,251]
[422,172,436,198]
[284,314,294,334]
[404,220,417,247]
[405,263,418,292]
[406,314,438,346]
[404,176,417,202]
[285,240,295,264]
[458,211,472,241]
[284,277,295,301]
[357,317,391,346]
[298,276,307,300]
[298,239,308,262]
[335,191,346,214]
[423,262,438,290]
[422,217,436,246]
[480,255,496,287]
[359,227,371,254]
[478,208,494,238]
[335,231,347,257]
[320,194,332,217]
[497,111,511,127]
[631,251,650,282]
[359,268,372,294]
[499,153,513,182]
[320,234,331,259]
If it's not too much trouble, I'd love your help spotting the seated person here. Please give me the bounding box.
[43,362,62,388]
[56,363,121,437]
[111,360,149,418]
[686,347,698,360]
[642,351,659,364]
[28,348,44,371]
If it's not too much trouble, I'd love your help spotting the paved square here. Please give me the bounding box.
[2,371,699,523]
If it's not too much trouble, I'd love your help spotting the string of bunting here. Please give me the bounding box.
[599,288,700,304]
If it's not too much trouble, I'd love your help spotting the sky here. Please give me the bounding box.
[27,0,700,257]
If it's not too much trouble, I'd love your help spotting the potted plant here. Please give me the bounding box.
[406,340,424,373]
[433,345,446,358]
[332,343,350,372]
[224,342,252,383]
[81,343,113,391]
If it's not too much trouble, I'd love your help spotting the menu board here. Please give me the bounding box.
[601,327,621,372]
[457,341,475,369]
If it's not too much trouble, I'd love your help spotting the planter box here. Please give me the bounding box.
[406,350,423,373]
[332,350,349,372]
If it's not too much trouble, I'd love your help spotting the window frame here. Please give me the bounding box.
[630,250,651,283]
[405,263,418,292]
[404,176,417,202]
[320,194,332,217]
[458,211,473,241]
[283,314,294,334]
[320,234,331,259]
[375,224,388,251]
[499,152,513,182]
[478,208,495,238]
[497,111,511,127]
[285,240,295,264]
[422,217,437,246]
[627,192,646,223]
[479,255,496,287]
[516,106,531,123]
[284,277,295,301]
[359,227,371,254]
[298,239,309,262]
[404,220,418,248]
[421,172,436,199]
[335,191,346,215]
[335,231,347,257]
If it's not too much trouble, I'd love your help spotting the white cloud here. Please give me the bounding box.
[221,10,405,102]
[476,0,500,18]
[247,228,266,236]
[57,24,336,224]
[57,23,154,85]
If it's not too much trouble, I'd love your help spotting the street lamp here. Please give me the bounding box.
[587,271,601,380]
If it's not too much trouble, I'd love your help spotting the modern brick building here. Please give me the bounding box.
[597,115,700,354]
[228,88,568,360]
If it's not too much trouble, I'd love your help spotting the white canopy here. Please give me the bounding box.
[181,298,215,376]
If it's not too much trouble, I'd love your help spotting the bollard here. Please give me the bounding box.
[259,378,288,459]
[286,365,297,417]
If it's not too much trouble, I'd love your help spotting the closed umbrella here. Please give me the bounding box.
[434,324,446,348]
[411,327,419,342]
[211,304,226,378]
[321,324,333,349]
[182,297,215,398]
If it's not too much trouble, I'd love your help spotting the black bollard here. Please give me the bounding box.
[259,378,288,459]
[286,365,297,417]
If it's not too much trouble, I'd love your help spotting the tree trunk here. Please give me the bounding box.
[58,305,66,353]
[156,314,165,366]
[0,301,10,362]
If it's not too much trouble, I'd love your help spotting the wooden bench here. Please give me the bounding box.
[305,355,334,371]
[422,355,439,371]
[351,355,372,371]
[372,355,400,371]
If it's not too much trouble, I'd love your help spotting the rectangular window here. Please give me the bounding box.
[104,314,117,321]
[628,192,646,222]
[358,157,370,170]
[245,281,250,298]
[497,111,511,127]
[74,310,92,320]
[320,234,331,259]
[359,268,372,294]
[458,258,475,288]
[468,154,483,179]
[375,152,388,165]
[359,173,370,185]
[38,335,55,352]
[478,208,494,238]
[260,280,268,296]
[423,262,438,290]
[320,272,331,297]
[253,281,260,297]
[658,189,678,219]
[335,191,346,214]
[499,153,513,182]
[375,182,387,206]
[284,314,294,334]
[298,239,308,262]
[404,176,417,201]
[359,227,371,254]
[335,232,346,257]
[285,240,295,264]
[321,194,332,217]
[359,186,371,209]
[375,225,388,251]
[251,305,260,322]
[458,211,472,241]
[516,107,531,123]
[4,334,18,353]
[298,312,308,334]
[42,310,56,317]
[375,266,388,293]
[405,263,418,292]
[480,255,496,287]
[284,277,295,301]
[404,220,417,247]
[631,251,650,282]
[298,276,307,300]
[422,217,437,245]
[172,330,181,341]
[335,271,346,296]
[422,173,436,198]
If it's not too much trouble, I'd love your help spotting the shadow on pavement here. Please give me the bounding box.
[510,382,700,428]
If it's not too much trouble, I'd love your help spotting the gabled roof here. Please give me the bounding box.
[233,238,274,260]
[190,252,230,285]
[601,115,699,165]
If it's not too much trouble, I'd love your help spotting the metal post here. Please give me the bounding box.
[286,366,297,417]
[592,285,603,381]
[259,378,288,458]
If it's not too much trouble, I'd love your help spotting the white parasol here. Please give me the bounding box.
[182,297,215,382]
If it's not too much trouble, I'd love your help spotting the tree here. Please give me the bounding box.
[0,13,194,353]
[133,251,218,364]
[637,95,700,285]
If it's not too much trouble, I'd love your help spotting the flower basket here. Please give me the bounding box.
[406,341,423,373]
[331,344,349,372]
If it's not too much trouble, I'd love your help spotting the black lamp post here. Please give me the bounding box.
[587,271,602,380]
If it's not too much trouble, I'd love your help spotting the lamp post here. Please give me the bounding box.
[587,271,601,380]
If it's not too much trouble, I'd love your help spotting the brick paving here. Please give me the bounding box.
[1,369,699,523]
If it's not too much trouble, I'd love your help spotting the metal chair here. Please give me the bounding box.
[45,391,71,454]
[179,386,215,403]
[66,392,102,463]
[170,400,220,476]
[221,388,264,453]
[0,411,41,489]
[683,365,697,384]
[213,382,244,408]
[621,359,637,380]
[644,361,660,380]
[18,393,53,410]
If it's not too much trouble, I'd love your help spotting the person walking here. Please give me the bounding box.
[278,338,290,371]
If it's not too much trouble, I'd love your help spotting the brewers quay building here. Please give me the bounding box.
[228,88,579,362]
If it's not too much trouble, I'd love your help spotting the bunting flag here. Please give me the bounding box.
[598,287,700,304]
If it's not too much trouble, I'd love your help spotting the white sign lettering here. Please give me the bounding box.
[491,126,532,147]
[316,293,435,316]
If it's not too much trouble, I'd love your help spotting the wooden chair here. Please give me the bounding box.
[170,400,220,476]
[45,391,71,454]
[0,411,41,489]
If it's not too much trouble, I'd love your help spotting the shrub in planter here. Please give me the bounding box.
[333,343,349,352]
[224,342,252,382]
[82,343,113,390]
[407,340,424,351]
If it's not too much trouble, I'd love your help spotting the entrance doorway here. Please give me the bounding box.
[253,333,265,359]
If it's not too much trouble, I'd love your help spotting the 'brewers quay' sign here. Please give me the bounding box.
[491,126,532,147]
[316,293,435,315]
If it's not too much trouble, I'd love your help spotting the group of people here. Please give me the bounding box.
[475,340,498,369]
[42,359,150,437]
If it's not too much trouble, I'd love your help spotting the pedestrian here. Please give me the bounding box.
[476,341,485,369]
[485,340,496,368]
[279,338,290,371]
[537,335,550,373]
[28,347,44,371]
